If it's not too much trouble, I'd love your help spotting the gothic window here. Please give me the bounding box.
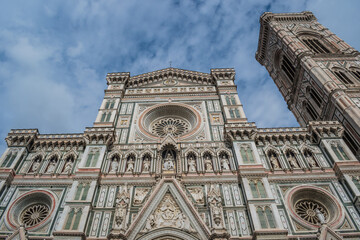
[231,96,236,105]
[105,100,115,109]
[85,149,100,167]
[350,68,360,82]
[352,176,360,190]
[303,101,318,120]
[64,208,82,230]
[240,145,255,163]
[226,96,231,105]
[343,131,359,156]
[267,151,281,170]
[303,149,319,168]
[333,69,354,85]
[302,38,330,54]
[229,109,235,118]
[285,150,300,168]
[331,142,349,161]
[74,183,90,201]
[1,151,17,168]
[249,180,267,198]
[100,112,112,122]
[234,108,241,118]
[281,54,295,83]
[256,206,276,228]
[306,87,323,108]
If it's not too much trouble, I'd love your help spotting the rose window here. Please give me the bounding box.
[150,117,190,137]
[20,203,50,227]
[295,200,328,225]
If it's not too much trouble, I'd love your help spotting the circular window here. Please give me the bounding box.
[139,104,201,139]
[20,203,50,227]
[6,190,56,230]
[151,117,190,137]
[295,200,328,225]
[285,185,345,229]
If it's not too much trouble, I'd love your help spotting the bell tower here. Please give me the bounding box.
[256,11,360,158]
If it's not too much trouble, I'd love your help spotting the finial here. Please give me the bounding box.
[169,61,172,68]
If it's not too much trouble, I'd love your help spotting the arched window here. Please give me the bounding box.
[350,68,360,82]
[74,183,90,201]
[333,69,354,85]
[249,179,267,198]
[302,38,330,54]
[105,112,112,122]
[352,176,360,190]
[306,87,323,108]
[1,151,17,168]
[256,206,276,228]
[240,145,255,164]
[225,96,231,105]
[281,54,295,82]
[331,142,349,161]
[229,109,235,118]
[234,108,241,118]
[303,101,318,120]
[231,96,236,105]
[85,149,100,167]
[64,208,82,230]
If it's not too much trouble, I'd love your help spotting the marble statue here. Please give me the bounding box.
[109,158,119,173]
[188,156,196,172]
[114,185,130,229]
[270,154,280,169]
[204,155,213,171]
[163,153,175,171]
[126,157,135,172]
[46,160,56,173]
[221,156,230,170]
[63,160,73,174]
[143,157,150,172]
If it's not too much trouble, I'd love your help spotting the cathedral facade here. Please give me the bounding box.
[1,11,360,240]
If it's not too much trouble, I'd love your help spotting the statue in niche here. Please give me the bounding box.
[31,158,41,173]
[204,155,213,171]
[63,159,73,174]
[207,185,224,229]
[269,153,280,169]
[143,156,151,172]
[109,157,119,173]
[126,156,135,172]
[220,155,230,171]
[163,153,175,171]
[114,185,130,229]
[46,159,56,173]
[287,152,299,168]
[304,150,318,168]
[188,156,197,172]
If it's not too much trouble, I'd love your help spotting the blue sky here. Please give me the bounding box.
[0,0,359,153]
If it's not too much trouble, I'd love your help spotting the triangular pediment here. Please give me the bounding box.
[125,179,210,240]
[317,224,343,240]
[126,68,215,88]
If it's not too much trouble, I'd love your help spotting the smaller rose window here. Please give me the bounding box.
[295,200,328,225]
[20,203,50,227]
[150,117,190,137]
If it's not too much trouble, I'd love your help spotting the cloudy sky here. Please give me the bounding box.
[0,0,359,153]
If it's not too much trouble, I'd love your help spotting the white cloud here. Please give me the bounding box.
[0,0,359,154]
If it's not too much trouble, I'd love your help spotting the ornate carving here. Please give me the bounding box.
[114,186,130,231]
[133,188,149,205]
[144,193,192,232]
[208,185,225,229]
[188,187,204,204]
[295,200,328,225]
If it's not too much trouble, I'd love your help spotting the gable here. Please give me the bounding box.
[125,179,210,240]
